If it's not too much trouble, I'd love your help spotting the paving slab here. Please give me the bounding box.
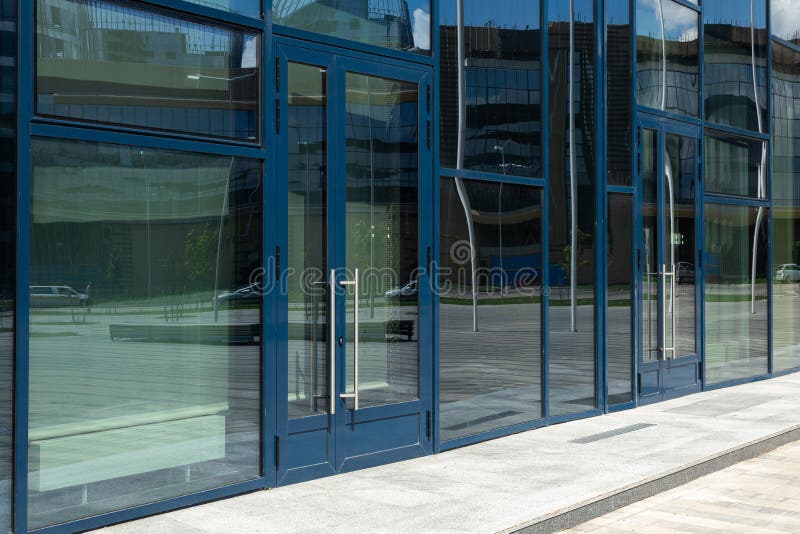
[97,373,800,534]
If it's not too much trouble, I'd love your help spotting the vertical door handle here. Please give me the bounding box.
[330,269,336,415]
[662,264,676,359]
[339,269,359,410]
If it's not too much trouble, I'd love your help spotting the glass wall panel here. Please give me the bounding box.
[36,0,260,140]
[274,0,430,54]
[772,41,800,372]
[439,0,541,177]
[439,178,543,441]
[183,0,260,18]
[703,0,767,132]
[287,62,329,418]
[607,0,632,187]
[0,0,15,530]
[771,0,800,45]
[704,203,769,384]
[607,194,633,405]
[28,138,262,529]
[636,0,700,117]
[548,0,596,416]
[705,134,767,198]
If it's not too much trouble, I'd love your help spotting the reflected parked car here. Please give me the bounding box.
[30,286,88,307]
[384,280,417,301]
[677,262,695,285]
[775,264,800,282]
[214,284,262,308]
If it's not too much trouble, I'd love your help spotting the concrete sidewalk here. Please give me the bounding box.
[98,373,800,534]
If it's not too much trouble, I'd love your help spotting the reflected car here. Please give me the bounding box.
[30,285,88,307]
[384,280,417,301]
[214,284,262,308]
[775,264,800,282]
[677,262,695,285]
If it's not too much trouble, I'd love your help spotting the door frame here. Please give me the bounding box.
[273,38,434,485]
[635,112,704,405]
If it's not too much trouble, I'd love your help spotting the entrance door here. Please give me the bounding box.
[275,42,433,483]
[637,117,702,403]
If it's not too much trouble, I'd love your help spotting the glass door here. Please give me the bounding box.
[276,43,433,483]
[637,117,702,403]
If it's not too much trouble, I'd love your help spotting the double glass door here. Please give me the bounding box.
[637,117,702,402]
[276,42,433,483]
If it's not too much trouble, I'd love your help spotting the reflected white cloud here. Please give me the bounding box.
[772,0,800,41]
[413,8,430,50]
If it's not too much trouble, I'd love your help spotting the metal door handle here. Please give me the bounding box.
[338,269,359,410]
[662,264,676,359]
[330,269,336,415]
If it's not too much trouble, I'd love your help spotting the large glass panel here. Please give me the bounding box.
[665,134,696,357]
[344,73,419,408]
[704,204,769,384]
[642,129,659,362]
[772,41,800,372]
[0,0,15,529]
[287,63,329,418]
[439,177,543,441]
[36,0,260,140]
[607,194,633,405]
[439,0,542,177]
[703,0,767,132]
[548,0,596,416]
[705,134,767,198]
[28,138,262,529]
[636,0,700,117]
[274,0,430,54]
[607,0,632,186]
[183,0,260,18]
[771,0,800,45]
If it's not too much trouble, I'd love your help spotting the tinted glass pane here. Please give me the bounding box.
[0,0,14,529]
[28,138,262,528]
[439,178,543,441]
[183,0,260,18]
[274,0,430,54]
[607,194,633,405]
[705,134,767,198]
[772,41,800,372]
[439,0,541,177]
[771,0,800,45]
[636,0,699,117]
[37,0,260,140]
[344,73,419,408]
[642,129,658,362]
[607,0,632,186]
[548,0,596,416]
[704,0,767,132]
[704,204,769,384]
[287,63,329,418]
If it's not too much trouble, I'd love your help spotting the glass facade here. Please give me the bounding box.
[607,0,632,187]
[607,194,633,405]
[772,41,800,372]
[27,138,262,528]
[705,134,768,199]
[36,0,260,140]
[0,0,15,530]
[439,178,542,441]
[274,0,430,54]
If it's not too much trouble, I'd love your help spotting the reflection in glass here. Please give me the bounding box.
[607,0,632,186]
[345,73,419,409]
[0,1,15,529]
[607,194,633,405]
[548,0,596,416]
[705,134,767,199]
[642,129,658,362]
[705,204,769,384]
[183,0,260,18]
[772,41,800,372]
[439,0,542,177]
[771,0,800,45]
[439,178,542,441]
[288,63,329,418]
[636,0,699,117]
[28,138,262,529]
[274,0,430,54]
[37,0,260,140]
[704,0,767,132]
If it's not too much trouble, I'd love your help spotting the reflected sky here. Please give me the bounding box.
[440,0,540,29]
[636,0,698,42]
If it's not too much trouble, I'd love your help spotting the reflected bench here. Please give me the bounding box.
[28,403,227,492]
[109,324,260,345]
